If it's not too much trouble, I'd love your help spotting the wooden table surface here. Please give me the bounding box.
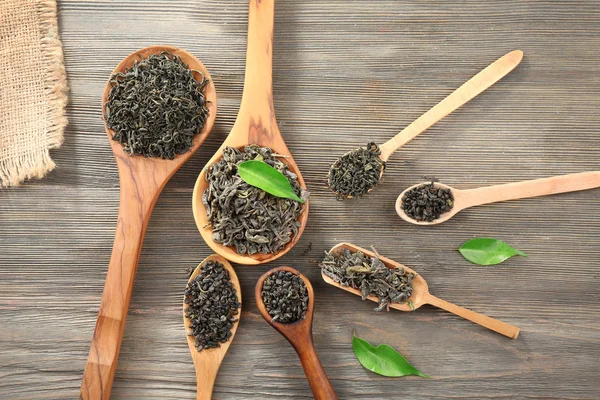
[1,1,599,399]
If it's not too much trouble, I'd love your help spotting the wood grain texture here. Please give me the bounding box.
[1,0,599,399]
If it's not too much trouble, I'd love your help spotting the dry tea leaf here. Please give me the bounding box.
[459,238,527,266]
[352,333,429,378]
[238,160,304,203]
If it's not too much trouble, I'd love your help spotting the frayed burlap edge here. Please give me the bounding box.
[0,0,68,188]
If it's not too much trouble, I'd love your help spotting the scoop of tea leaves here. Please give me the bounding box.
[105,51,209,159]
[184,260,240,351]
[319,248,415,311]
[402,180,454,222]
[261,270,309,324]
[203,145,308,255]
[328,142,385,199]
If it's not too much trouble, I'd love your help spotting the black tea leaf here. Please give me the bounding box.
[328,142,385,199]
[105,51,209,159]
[203,145,309,255]
[261,270,309,324]
[319,248,415,312]
[402,181,454,222]
[184,260,240,352]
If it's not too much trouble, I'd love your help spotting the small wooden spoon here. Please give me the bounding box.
[397,171,600,226]
[255,267,338,400]
[322,243,520,339]
[192,0,308,265]
[80,46,217,400]
[332,50,523,198]
[184,255,242,400]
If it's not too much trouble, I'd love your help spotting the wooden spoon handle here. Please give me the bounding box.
[378,50,523,161]
[80,192,152,400]
[293,336,338,400]
[461,171,600,209]
[425,294,520,339]
[240,0,275,116]
[195,365,218,400]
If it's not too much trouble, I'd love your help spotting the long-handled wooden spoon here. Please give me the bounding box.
[192,0,308,265]
[331,50,523,198]
[396,171,600,226]
[322,243,520,339]
[255,267,338,400]
[80,46,217,400]
[184,255,242,400]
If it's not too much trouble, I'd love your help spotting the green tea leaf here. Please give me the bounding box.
[459,238,527,266]
[237,160,304,203]
[352,333,429,378]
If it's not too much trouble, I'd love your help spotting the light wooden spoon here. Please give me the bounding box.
[255,267,338,400]
[332,50,523,198]
[322,243,520,339]
[396,171,600,226]
[192,0,308,265]
[184,255,242,400]
[80,46,217,400]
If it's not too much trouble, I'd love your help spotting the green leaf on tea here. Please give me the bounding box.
[238,160,304,203]
[352,333,429,378]
[459,238,527,266]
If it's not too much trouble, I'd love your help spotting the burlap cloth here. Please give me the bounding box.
[0,0,68,187]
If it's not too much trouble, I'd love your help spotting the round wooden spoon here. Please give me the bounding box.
[80,46,217,400]
[255,267,338,400]
[332,50,523,198]
[322,243,520,339]
[184,255,242,400]
[396,171,600,226]
[192,0,308,265]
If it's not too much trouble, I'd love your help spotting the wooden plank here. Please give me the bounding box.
[1,0,599,398]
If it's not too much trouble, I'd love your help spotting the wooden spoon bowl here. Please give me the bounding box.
[192,0,308,265]
[322,243,520,339]
[255,267,338,400]
[184,255,241,400]
[396,182,462,226]
[80,45,216,400]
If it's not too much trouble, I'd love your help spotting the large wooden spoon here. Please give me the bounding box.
[331,50,523,198]
[184,255,242,400]
[322,243,520,339]
[80,46,217,400]
[192,0,309,265]
[396,171,600,226]
[255,267,338,400]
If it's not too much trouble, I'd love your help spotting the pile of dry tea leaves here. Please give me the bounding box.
[261,270,309,323]
[328,142,385,199]
[203,145,308,255]
[105,51,209,159]
[319,248,415,312]
[402,181,454,222]
[184,260,240,351]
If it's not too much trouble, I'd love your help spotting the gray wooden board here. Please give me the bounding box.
[1,0,599,398]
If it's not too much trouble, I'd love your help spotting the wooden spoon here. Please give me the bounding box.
[80,46,217,400]
[332,50,523,198]
[184,255,242,400]
[322,243,520,339]
[192,0,308,266]
[396,171,600,226]
[255,267,338,400]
